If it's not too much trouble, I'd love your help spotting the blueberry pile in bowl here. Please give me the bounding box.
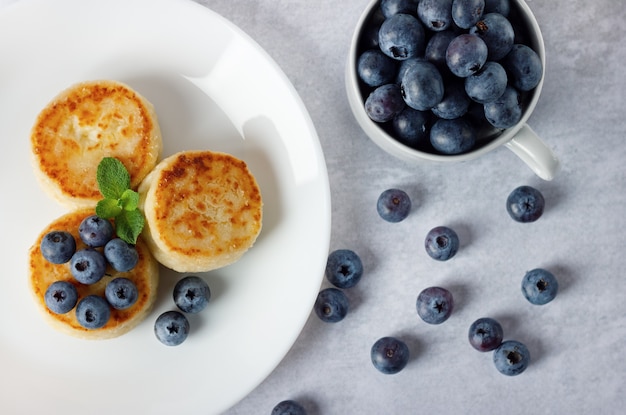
[345,0,544,159]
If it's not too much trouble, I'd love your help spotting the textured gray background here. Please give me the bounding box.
[5,0,624,413]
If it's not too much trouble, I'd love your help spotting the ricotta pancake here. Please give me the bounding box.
[28,209,159,340]
[30,80,162,209]
[138,150,263,273]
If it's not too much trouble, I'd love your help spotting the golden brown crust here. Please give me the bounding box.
[139,150,263,272]
[28,209,159,339]
[30,80,162,209]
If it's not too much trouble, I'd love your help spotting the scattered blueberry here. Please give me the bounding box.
[314,288,349,323]
[70,248,107,285]
[468,317,504,352]
[378,13,426,60]
[40,231,76,264]
[371,336,410,374]
[417,0,454,31]
[470,12,515,60]
[44,281,78,314]
[104,238,139,272]
[105,277,138,310]
[78,215,114,247]
[154,310,190,346]
[483,85,522,129]
[365,84,405,123]
[416,286,454,324]
[506,185,545,223]
[377,188,411,222]
[358,49,397,87]
[271,399,307,415]
[429,118,476,154]
[493,340,530,376]
[75,295,111,329]
[173,276,211,314]
[501,43,543,91]
[522,268,558,305]
[424,226,460,261]
[325,249,363,289]
[400,59,445,111]
[445,33,488,78]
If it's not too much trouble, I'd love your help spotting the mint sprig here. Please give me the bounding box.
[95,157,145,244]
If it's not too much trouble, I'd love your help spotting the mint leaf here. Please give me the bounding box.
[97,157,131,199]
[120,189,139,211]
[96,198,123,219]
[115,209,145,245]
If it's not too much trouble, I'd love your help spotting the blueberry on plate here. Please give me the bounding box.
[416,286,454,324]
[371,336,410,374]
[493,340,530,376]
[325,249,363,289]
[75,295,111,329]
[314,288,349,323]
[40,231,76,264]
[104,238,139,272]
[44,281,78,314]
[154,310,190,346]
[78,215,114,247]
[70,248,107,285]
[424,226,459,261]
[522,268,558,305]
[468,317,504,352]
[173,276,211,314]
[506,185,545,223]
[271,399,307,415]
[105,277,138,310]
[377,188,411,223]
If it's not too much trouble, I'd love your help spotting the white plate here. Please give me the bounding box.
[0,0,330,413]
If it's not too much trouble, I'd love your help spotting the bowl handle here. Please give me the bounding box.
[504,124,559,181]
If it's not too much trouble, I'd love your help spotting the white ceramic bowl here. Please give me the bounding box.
[345,0,559,180]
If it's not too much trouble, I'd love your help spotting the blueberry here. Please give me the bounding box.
[75,295,111,329]
[506,185,545,223]
[470,12,515,60]
[425,30,458,71]
[431,80,472,120]
[40,231,76,264]
[378,13,426,60]
[377,188,411,223]
[445,34,488,77]
[364,84,405,123]
[371,336,410,374]
[105,277,138,310]
[417,0,454,31]
[271,400,307,415]
[381,0,419,18]
[464,61,508,104]
[425,226,460,261]
[173,276,211,314]
[452,0,485,29]
[154,310,190,346]
[314,288,349,323]
[522,268,558,305]
[104,238,139,272]
[357,49,397,87]
[493,340,530,376]
[483,85,522,129]
[78,215,114,247]
[468,317,504,352]
[44,281,78,314]
[416,286,454,324]
[325,249,363,289]
[484,0,510,16]
[392,107,430,149]
[501,44,543,91]
[70,248,107,285]
[400,60,444,111]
